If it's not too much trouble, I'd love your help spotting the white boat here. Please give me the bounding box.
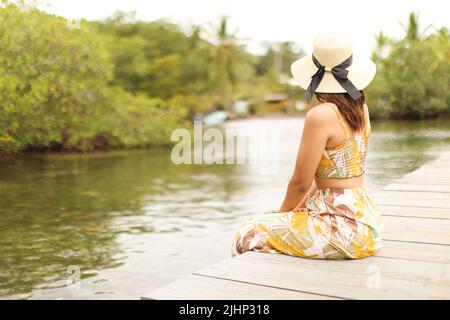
[202,111,229,125]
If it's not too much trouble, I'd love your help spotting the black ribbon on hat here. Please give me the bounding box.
[305,54,362,102]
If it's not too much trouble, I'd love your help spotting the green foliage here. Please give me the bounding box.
[384,40,449,118]
[207,16,254,109]
[5,3,446,154]
[367,14,450,119]
[0,3,298,153]
[94,13,212,100]
[104,89,189,149]
[94,14,278,113]
[0,3,113,152]
[0,3,188,153]
[256,41,304,76]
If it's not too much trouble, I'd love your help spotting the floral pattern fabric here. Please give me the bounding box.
[231,103,382,260]
[231,187,383,259]
[315,103,370,179]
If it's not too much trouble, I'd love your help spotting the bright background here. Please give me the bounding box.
[42,0,449,54]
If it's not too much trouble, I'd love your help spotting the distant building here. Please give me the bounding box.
[259,94,290,113]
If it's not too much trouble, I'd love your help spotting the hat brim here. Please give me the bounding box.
[290,54,376,93]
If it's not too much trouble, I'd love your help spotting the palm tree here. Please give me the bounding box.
[273,41,302,75]
[372,31,391,62]
[429,27,450,61]
[435,27,450,44]
[400,12,432,43]
[188,25,202,49]
[207,16,252,111]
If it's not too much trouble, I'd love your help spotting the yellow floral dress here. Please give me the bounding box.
[231,103,383,259]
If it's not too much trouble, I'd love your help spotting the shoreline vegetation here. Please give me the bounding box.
[0,1,449,153]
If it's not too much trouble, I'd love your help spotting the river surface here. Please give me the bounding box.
[1,117,450,299]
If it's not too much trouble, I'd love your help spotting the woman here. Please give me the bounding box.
[231,33,383,259]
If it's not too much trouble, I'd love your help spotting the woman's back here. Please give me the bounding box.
[315,102,371,180]
[232,32,382,260]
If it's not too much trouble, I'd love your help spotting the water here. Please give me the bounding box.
[1,117,450,299]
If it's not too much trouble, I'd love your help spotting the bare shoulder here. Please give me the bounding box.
[305,103,336,125]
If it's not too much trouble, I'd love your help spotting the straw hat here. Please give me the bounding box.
[291,33,376,101]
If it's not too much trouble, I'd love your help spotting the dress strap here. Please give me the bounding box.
[363,104,371,137]
[325,102,350,138]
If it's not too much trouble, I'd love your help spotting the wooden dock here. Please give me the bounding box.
[142,151,450,300]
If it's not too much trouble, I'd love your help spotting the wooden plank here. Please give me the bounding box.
[407,164,450,172]
[376,199,450,209]
[401,172,450,177]
[396,157,450,184]
[374,190,450,201]
[398,170,450,181]
[379,240,450,264]
[374,190,450,208]
[382,216,450,245]
[145,241,450,300]
[379,205,450,219]
[383,183,450,193]
[141,274,338,300]
[397,178,450,186]
[400,174,450,181]
[142,151,450,300]
[195,252,450,300]
[408,169,450,176]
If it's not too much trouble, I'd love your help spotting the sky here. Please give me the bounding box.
[39,0,449,55]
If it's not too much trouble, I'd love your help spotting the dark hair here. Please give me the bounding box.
[315,91,366,133]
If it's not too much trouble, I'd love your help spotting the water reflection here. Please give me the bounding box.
[0,117,449,299]
[0,149,246,298]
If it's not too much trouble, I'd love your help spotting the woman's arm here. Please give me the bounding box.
[293,180,319,211]
[279,107,330,212]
